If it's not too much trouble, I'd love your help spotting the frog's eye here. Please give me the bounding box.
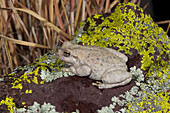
[63,50,70,57]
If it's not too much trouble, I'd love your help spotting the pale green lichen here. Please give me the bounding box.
[14,102,57,113]
[98,106,115,113]
[0,77,4,81]
[130,66,144,86]
[14,102,80,113]
[40,69,74,82]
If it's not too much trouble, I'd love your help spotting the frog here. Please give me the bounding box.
[56,41,132,89]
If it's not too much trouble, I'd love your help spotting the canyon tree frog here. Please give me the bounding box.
[56,41,132,89]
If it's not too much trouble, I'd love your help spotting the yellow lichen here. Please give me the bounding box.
[25,89,32,94]
[0,97,16,113]
[126,91,170,112]
[156,92,170,112]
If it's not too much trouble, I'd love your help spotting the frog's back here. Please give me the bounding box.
[71,45,126,67]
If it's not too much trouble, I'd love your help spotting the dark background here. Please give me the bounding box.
[152,1,169,21]
[135,0,170,21]
[141,0,170,36]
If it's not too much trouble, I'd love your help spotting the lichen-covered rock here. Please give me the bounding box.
[72,2,170,112]
[0,2,170,113]
[73,2,170,79]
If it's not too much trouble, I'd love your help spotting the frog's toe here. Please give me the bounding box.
[92,82,105,89]
[92,82,99,86]
[61,68,71,72]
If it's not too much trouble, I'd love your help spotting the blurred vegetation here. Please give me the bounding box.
[0,0,169,75]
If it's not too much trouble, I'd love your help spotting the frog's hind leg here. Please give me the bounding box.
[93,70,132,89]
[98,77,132,89]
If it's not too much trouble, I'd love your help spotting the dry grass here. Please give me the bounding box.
[0,0,168,75]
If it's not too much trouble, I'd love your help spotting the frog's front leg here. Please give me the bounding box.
[61,66,76,73]
[61,65,91,76]
[93,70,132,89]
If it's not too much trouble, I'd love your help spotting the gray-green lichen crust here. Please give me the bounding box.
[14,102,80,113]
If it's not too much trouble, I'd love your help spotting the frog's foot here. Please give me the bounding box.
[61,66,77,73]
[61,67,72,72]
[92,81,106,89]
[92,77,132,89]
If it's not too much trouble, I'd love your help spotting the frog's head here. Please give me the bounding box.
[56,41,79,66]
